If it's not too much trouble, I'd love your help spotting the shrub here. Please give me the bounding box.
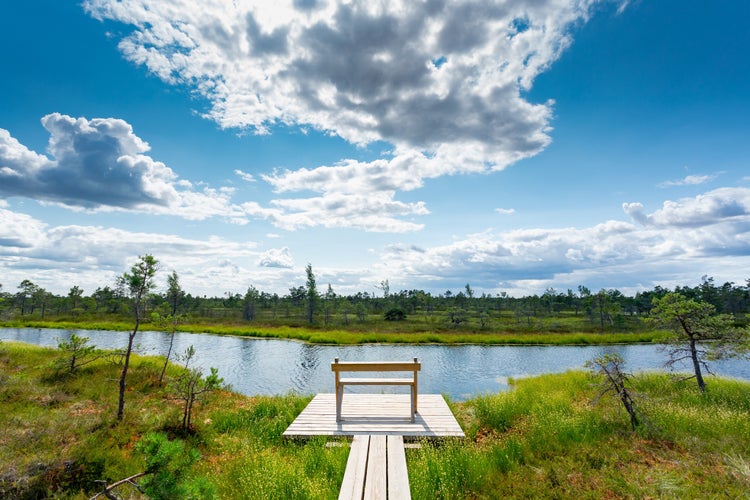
[384,308,407,321]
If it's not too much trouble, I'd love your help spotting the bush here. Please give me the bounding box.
[384,308,406,321]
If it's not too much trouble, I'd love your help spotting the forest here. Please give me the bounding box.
[2,270,749,334]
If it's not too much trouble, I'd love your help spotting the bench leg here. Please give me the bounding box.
[336,384,343,422]
[414,384,418,416]
[411,385,417,422]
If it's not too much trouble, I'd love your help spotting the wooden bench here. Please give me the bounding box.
[338,435,411,500]
[332,358,421,422]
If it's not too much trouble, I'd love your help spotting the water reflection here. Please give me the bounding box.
[2,327,748,401]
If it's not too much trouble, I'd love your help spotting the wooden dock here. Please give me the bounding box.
[283,393,464,439]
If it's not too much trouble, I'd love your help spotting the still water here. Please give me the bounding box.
[2,327,748,401]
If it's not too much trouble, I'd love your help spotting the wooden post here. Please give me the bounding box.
[334,357,342,422]
[413,357,419,417]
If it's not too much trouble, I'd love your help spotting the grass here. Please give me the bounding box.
[1,318,669,345]
[2,340,748,498]
[409,372,750,498]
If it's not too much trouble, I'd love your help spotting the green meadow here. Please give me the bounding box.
[2,341,748,498]
[1,318,668,345]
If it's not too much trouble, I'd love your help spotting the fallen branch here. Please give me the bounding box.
[90,471,149,500]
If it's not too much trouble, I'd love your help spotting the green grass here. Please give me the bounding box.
[2,318,669,345]
[408,371,750,499]
[2,340,748,498]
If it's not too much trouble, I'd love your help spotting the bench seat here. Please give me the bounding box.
[339,377,414,385]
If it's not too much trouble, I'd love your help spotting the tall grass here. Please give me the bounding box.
[408,370,750,498]
[200,395,347,499]
[3,341,748,498]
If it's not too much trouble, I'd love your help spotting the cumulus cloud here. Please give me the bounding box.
[81,0,628,231]
[495,208,516,215]
[257,247,294,268]
[83,0,587,157]
[623,187,750,228]
[372,188,750,294]
[0,205,270,295]
[3,185,748,297]
[0,206,48,249]
[0,114,249,221]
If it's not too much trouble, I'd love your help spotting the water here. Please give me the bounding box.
[2,327,748,401]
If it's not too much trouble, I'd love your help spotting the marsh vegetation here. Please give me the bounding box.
[3,275,749,343]
[2,341,748,499]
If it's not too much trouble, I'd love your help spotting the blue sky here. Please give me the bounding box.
[1,0,749,298]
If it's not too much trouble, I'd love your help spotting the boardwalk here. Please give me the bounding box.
[283,393,464,438]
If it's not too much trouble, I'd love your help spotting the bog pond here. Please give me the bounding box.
[2,327,749,401]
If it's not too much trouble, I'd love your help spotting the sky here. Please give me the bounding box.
[1,0,749,299]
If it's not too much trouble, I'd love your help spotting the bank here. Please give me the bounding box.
[0,319,669,345]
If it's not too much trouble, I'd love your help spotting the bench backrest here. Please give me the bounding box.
[331,357,421,373]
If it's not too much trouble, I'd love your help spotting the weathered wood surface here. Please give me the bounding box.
[338,435,369,500]
[387,435,410,499]
[338,434,411,500]
[338,377,414,385]
[331,359,422,373]
[333,357,421,422]
[283,394,464,438]
[364,435,387,499]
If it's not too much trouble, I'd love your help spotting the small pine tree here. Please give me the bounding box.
[56,334,100,373]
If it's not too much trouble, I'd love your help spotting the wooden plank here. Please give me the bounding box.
[283,394,465,438]
[332,361,421,372]
[338,435,370,500]
[340,377,414,385]
[364,435,387,500]
[387,435,411,499]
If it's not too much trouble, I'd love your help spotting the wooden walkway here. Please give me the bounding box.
[338,435,410,500]
[283,393,464,438]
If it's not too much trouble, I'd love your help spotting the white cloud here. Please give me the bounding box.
[2,185,747,297]
[659,173,717,187]
[0,206,270,295]
[81,0,629,231]
[242,189,428,233]
[0,207,48,249]
[83,0,593,160]
[623,187,750,228]
[615,0,632,15]
[235,169,256,182]
[258,247,294,268]
[495,208,515,215]
[0,129,53,175]
[371,187,750,295]
[0,114,251,222]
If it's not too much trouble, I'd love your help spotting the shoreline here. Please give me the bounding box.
[0,320,668,346]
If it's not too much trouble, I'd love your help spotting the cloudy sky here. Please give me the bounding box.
[1,0,749,298]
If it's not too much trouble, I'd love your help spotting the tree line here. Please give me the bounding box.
[1,269,749,332]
